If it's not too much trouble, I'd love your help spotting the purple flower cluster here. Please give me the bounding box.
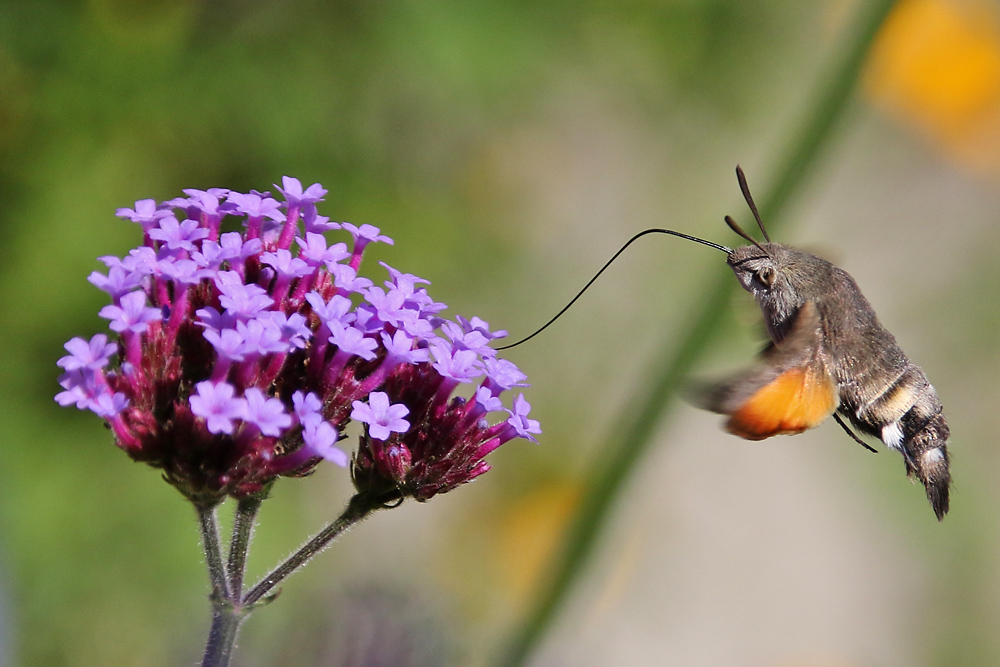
[56,178,539,505]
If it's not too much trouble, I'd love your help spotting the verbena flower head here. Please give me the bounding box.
[57,178,538,506]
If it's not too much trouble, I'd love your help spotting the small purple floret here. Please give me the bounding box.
[351,392,410,441]
[277,176,328,207]
[99,291,162,334]
[303,421,347,467]
[227,192,285,221]
[189,382,246,435]
[292,391,324,428]
[243,388,292,437]
[431,343,483,383]
[148,216,209,251]
[116,199,170,228]
[342,223,393,246]
[88,266,144,299]
[328,321,378,360]
[506,394,541,444]
[58,335,116,371]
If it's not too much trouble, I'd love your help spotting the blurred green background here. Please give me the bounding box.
[1,0,998,665]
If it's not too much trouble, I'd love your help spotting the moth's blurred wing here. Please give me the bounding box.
[700,301,839,440]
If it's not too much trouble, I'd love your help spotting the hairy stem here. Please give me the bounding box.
[198,502,243,667]
[227,493,265,599]
[242,491,384,607]
[202,603,245,667]
[197,503,229,602]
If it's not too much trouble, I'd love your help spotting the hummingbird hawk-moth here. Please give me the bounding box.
[700,166,951,520]
[499,166,951,519]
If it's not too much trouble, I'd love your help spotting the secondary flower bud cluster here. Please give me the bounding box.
[56,178,539,505]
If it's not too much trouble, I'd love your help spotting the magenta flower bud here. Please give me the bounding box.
[381,444,413,485]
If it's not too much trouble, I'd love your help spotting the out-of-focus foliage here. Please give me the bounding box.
[0,1,998,666]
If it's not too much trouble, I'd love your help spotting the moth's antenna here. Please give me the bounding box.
[735,165,770,242]
[725,215,768,253]
[496,228,731,351]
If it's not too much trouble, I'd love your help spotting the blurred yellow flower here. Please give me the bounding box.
[498,481,581,602]
[866,0,1000,174]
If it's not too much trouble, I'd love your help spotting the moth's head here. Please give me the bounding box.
[726,242,803,321]
[721,166,827,325]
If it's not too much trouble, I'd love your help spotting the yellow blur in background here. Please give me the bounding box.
[867,0,1000,174]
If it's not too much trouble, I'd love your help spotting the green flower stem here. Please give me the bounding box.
[202,603,245,667]
[496,2,900,666]
[197,503,229,602]
[198,502,242,667]
[227,493,265,600]
[201,490,391,665]
[242,491,384,607]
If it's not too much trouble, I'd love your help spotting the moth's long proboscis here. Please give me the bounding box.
[496,228,731,351]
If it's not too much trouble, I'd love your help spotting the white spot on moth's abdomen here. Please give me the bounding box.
[923,447,945,464]
[881,422,904,450]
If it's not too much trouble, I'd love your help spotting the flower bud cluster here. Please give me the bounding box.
[57,178,538,505]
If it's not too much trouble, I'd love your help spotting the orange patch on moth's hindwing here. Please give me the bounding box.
[726,366,839,440]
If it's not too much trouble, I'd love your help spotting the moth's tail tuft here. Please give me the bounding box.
[905,412,951,520]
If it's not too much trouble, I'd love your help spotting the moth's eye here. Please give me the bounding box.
[757,267,775,287]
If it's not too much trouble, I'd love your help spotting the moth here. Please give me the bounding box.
[700,167,951,519]
[499,166,951,519]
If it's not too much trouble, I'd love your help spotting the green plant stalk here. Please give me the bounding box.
[227,493,266,599]
[200,490,388,666]
[198,503,244,667]
[197,504,229,603]
[496,1,900,665]
[202,603,246,667]
[242,491,384,607]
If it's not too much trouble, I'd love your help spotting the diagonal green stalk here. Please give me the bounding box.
[496,1,900,665]
[242,491,386,607]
